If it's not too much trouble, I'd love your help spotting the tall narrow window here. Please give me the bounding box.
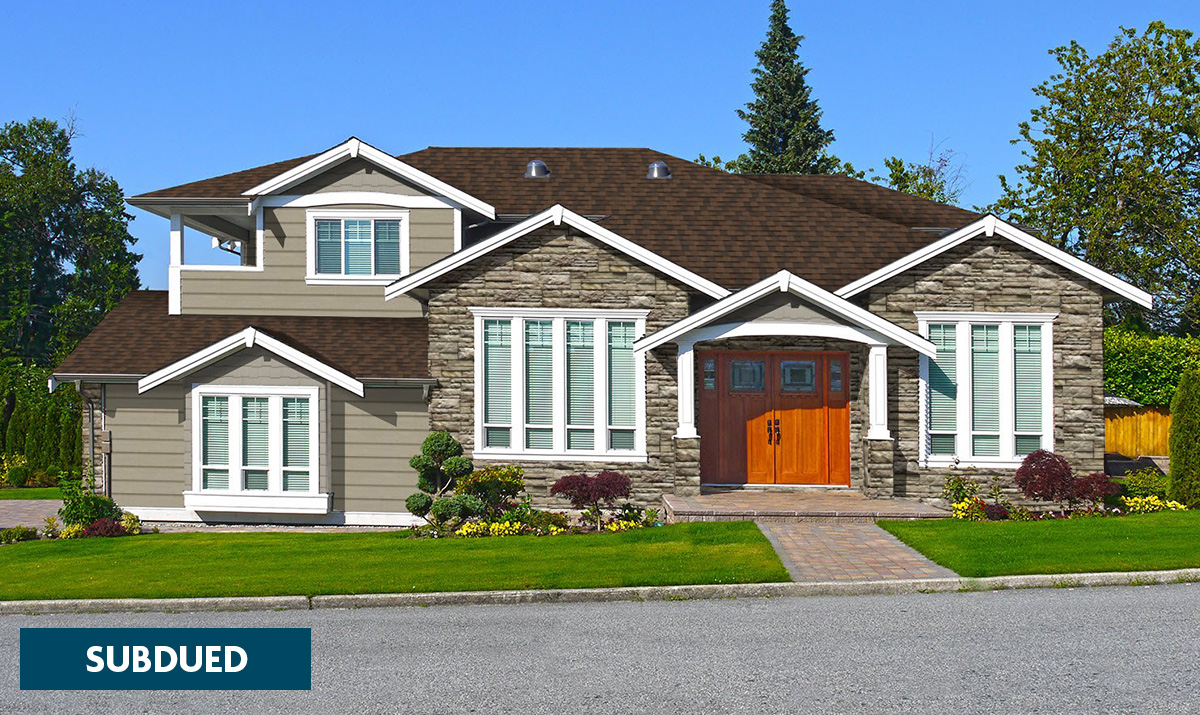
[373,220,402,275]
[971,324,1000,457]
[928,324,957,456]
[482,319,512,448]
[242,397,270,491]
[282,397,310,492]
[566,321,595,450]
[525,321,554,449]
[343,220,373,275]
[608,321,636,451]
[201,396,229,490]
[315,219,342,274]
[1014,325,1043,455]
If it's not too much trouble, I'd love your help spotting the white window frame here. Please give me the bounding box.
[305,209,410,285]
[186,385,328,514]
[916,312,1055,468]
[470,307,649,462]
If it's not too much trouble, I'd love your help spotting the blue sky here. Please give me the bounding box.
[4,0,1197,290]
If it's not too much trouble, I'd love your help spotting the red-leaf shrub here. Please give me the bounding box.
[550,471,632,509]
[1071,472,1121,506]
[1014,450,1076,504]
[982,503,1009,521]
[83,518,127,538]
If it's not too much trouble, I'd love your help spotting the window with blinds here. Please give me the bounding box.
[196,390,315,495]
[1013,325,1043,455]
[927,324,957,456]
[971,325,1001,457]
[474,313,643,457]
[313,216,404,276]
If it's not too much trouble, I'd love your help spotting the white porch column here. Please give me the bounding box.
[168,213,184,315]
[675,341,698,439]
[867,343,892,440]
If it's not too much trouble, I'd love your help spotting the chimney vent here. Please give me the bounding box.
[647,161,672,180]
[525,160,550,179]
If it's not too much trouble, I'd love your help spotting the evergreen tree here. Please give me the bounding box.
[1169,370,1200,508]
[732,0,841,174]
[25,402,46,470]
[4,399,26,456]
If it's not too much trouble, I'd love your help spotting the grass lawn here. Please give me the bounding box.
[881,511,1200,577]
[0,487,60,500]
[0,521,788,601]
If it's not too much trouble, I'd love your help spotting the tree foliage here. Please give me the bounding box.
[1169,370,1200,507]
[993,23,1200,332]
[0,117,141,366]
[698,0,846,175]
[878,141,967,204]
[1104,327,1200,406]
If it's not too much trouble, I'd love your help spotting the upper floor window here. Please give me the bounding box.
[917,312,1055,467]
[472,308,648,461]
[306,209,409,283]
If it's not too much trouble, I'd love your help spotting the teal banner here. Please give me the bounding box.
[20,627,311,690]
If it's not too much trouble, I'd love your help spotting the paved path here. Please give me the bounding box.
[665,491,947,522]
[759,521,955,581]
[0,500,59,528]
[3,584,1197,713]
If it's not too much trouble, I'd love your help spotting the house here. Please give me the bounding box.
[52,138,1152,525]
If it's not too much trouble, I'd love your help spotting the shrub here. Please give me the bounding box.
[1104,328,1200,406]
[1071,473,1121,507]
[1008,505,1036,522]
[83,518,126,538]
[4,464,31,488]
[1124,468,1170,500]
[1169,370,1200,508]
[1015,450,1076,505]
[982,503,1010,521]
[120,513,142,536]
[41,515,61,539]
[550,471,633,530]
[58,524,85,540]
[0,525,38,544]
[454,465,525,518]
[940,475,979,504]
[408,431,473,497]
[951,498,986,521]
[405,493,433,518]
[1121,495,1188,514]
[58,469,122,526]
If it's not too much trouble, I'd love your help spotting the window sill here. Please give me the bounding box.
[305,275,402,286]
[473,450,648,464]
[922,459,1026,470]
[183,491,331,515]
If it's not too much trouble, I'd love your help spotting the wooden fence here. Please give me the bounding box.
[1105,406,1172,457]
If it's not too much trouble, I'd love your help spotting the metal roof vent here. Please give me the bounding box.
[647,161,672,180]
[525,159,550,179]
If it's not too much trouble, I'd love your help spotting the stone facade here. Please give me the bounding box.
[865,236,1106,499]
[424,227,697,506]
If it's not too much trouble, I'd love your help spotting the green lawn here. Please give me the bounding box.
[0,487,60,500]
[0,521,788,601]
[881,511,1200,577]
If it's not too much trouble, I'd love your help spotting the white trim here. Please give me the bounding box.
[675,342,698,439]
[241,138,496,219]
[470,307,651,320]
[676,321,890,347]
[836,214,1154,308]
[137,327,365,396]
[473,451,648,464]
[124,506,421,526]
[259,192,459,210]
[183,492,331,515]
[916,312,1056,469]
[384,205,730,301]
[453,208,463,252]
[169,214,183,315]
[304,208,410,284]
[867,345,891,440]
[636,270,936,357]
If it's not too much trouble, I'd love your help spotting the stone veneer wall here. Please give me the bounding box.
[424,227,697,506]
[866,237,1106,499]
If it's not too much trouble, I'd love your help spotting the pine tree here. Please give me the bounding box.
[25,403,46,470]
[4,399,26,456]
[733,0,841,174]
[1169,370,1200,508]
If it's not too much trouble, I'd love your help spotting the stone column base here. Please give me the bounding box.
[862,438,895,497]
[673,437,701,496]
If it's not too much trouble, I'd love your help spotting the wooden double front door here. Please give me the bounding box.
[698,350,851,485]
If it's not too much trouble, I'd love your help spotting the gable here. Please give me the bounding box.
[287,158,432,197]
[722,292,844,326]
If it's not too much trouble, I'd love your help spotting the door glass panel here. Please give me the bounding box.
[829,359,844,394]
[780,361,816,392]
[730,360,765,392]
[702,359,717,390]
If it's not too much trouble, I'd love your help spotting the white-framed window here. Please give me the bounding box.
[916,312,1055,467]
[191,385,319,495]
[471,307,648,462]
[305,209,409,284]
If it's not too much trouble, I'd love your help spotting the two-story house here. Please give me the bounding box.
[52,138,1151,525]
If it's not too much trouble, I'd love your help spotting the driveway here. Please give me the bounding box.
[0,500,59,529]
[2,583,1197,713]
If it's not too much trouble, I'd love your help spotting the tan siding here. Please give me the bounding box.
[106,383,187,508]
[330,388,428,512]
[180,205,453,317]
[289,158,426,195]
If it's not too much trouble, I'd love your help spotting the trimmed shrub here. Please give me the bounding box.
[454,465,525,518]
[83,518,126,538]
[58,524,85,540]
[940,475,979,504]
[4,464,31,488]
[1123,468,1169,500]
[0,525,38,544]
[1105,328,1200,406]
[1170,370,1200,508]
[120,513,143,535]
[405,493,433,518]
[1015,450,1076,505]
[408,431,472,497]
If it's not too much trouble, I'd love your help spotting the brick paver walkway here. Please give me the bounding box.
[665,491,947,522]
[758,522,956,582]
[0,500,61,528]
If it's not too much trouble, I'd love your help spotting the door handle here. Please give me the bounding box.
[767,419,773,445]
[774,418,781,444]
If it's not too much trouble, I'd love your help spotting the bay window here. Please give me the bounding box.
[306,209,408,282]
[917,312,1054,466]
[473,308,647,460]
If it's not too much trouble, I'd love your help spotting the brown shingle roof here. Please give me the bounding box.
[130,145,982,291]
[55,292,429,379]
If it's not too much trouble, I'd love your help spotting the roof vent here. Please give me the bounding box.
[647,161,672,180]
[525,160,550,179]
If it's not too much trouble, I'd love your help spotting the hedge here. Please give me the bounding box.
[0,362,82,474]
[1104,328,1200,407]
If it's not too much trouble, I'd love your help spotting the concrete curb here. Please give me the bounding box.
[3,568,1199,615]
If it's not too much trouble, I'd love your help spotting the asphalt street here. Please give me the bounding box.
[2,583,1198,714]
